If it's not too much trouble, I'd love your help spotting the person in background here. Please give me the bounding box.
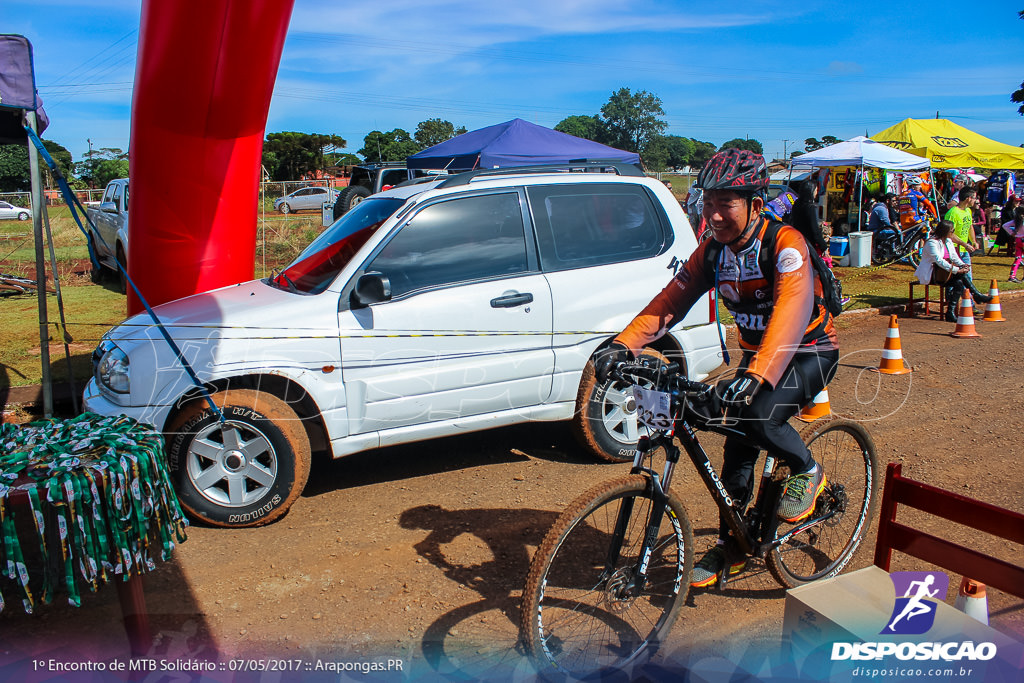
[868,193,898,241]
[914,220,992,322]
[898,176,937,228]
[685,182,705,239]
[947,175,968,209]
[945,187,979,273]
[1005,207,1024,283]
[972,200,988,254]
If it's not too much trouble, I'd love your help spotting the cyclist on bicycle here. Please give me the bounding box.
[595,148,839,588]
[898,176,937,228]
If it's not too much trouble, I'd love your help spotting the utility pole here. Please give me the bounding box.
[87,138,94,189]
[782,139,792,161]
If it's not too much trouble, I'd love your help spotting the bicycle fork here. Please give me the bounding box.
[599,432,679,600]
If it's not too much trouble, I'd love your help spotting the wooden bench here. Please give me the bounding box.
[906,281,946,318]
[874,462,1024,599]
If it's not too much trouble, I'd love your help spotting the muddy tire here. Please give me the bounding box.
[571,348,670,463]
[165,389,311,528]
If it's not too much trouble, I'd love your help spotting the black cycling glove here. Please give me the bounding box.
[720,373,762,407]
[593,342,633,384]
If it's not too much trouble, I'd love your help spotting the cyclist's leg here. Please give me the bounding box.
[740,350,838,521]
[740,349,838,472]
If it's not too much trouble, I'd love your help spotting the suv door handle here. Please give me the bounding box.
[490,292,533,308]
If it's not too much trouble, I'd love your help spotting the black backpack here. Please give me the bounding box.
[703,219,844,319]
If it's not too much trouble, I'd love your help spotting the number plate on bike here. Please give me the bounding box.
[631,386,672,429]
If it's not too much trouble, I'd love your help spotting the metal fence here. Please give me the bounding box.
[259,178,349,202]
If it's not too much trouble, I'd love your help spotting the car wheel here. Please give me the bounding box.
[17,211,29,221]
[279,203,291,214]
[164,389,311,528]
[88,232,107,284]
[571,348,670,463]
[115,245,127,294]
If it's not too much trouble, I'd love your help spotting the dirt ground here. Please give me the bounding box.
[1,297,1023,681]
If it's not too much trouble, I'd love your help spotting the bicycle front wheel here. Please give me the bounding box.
[520,475,693,678]
[766,417,878,589]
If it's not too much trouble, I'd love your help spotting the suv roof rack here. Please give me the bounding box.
[435,160,645,188]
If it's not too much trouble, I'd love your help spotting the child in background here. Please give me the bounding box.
[1006,207,1024,283]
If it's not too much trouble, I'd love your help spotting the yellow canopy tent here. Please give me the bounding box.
[870,118,1024,169]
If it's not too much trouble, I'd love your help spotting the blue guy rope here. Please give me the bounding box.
[24,125,225,423]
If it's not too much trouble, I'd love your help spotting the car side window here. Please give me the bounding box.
[380,169,407,187]
[367,192,528,298]
[103,185,115,204]
[111,184,123,211]
[526,183,667,271]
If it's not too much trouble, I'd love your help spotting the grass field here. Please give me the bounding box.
[2,205,1021,389]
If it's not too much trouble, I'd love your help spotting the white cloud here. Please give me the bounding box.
[288,0,768,48]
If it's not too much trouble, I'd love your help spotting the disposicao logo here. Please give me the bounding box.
[882,571,949,635]
[830,571,998,663]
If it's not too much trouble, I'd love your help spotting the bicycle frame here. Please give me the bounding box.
[605,398,844,592]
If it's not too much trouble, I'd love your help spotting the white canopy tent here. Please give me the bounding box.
[791,136,931,171]
[789,136,931,231]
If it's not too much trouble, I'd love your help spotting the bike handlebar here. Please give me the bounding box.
[609,360,713,400]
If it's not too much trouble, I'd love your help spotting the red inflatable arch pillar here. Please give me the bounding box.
[127,0,294,314]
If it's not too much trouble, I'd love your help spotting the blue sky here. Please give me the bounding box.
[7,0,1024,165]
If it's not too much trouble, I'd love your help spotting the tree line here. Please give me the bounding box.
[0,141,126,193]
[261,117,467,181]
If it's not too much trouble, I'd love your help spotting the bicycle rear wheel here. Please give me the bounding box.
[766,417,877,589]
[520,475,693,679]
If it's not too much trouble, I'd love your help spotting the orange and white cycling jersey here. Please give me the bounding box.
[615,216,838,388]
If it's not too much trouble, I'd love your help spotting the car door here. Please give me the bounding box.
[338,190,554,436]
[288,188,312,210]
[95,183,119,260]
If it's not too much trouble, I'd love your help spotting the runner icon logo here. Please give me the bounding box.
[882,571,950,635]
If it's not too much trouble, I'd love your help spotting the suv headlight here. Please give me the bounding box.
[96,344,130,394]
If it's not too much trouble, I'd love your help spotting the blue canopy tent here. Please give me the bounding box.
[407,118,640,170]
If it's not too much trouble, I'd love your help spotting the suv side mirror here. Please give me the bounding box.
[100,201,118,214]
[351,272,392,308]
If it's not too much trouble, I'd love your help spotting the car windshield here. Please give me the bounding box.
[272,197,404,294]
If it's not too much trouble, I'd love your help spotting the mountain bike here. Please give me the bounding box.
[519,357,878,678]
[871,220,930,267]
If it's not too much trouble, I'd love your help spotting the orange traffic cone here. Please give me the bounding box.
[796,388,831,422]
[951,290,982,338]
[953,578,989,625]
[872,315,912,375]
[982,279,1006,322]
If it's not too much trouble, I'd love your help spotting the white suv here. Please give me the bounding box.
[84,164,722,527]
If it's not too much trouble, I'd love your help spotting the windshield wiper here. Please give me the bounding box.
[272,269,299,293]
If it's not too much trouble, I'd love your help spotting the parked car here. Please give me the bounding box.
[84,163,722,527]
[85,178,129,292]
[0,201,31,221]
[274,186,340,214]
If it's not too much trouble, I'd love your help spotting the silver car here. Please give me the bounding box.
[273,186,340,214]
[0,201,31,221]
